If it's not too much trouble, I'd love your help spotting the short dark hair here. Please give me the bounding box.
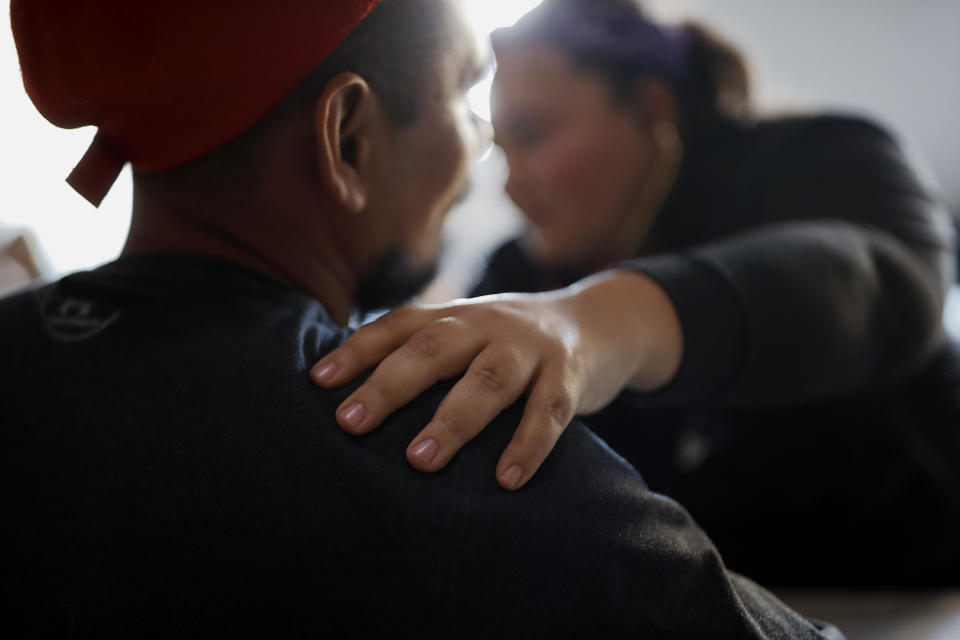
[279,0,455,128]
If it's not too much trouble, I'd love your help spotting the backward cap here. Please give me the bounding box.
[11,0,383,206]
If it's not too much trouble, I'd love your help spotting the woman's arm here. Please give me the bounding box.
[626,116,955,406]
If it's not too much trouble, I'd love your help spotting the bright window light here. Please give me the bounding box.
[463,0,544,122]
[462,0,542,39]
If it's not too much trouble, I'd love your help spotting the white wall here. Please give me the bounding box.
[645,0,960,208]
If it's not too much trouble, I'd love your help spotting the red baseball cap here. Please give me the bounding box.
[11,0,383,206]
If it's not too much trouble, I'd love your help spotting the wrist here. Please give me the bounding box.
[569,270,683,393]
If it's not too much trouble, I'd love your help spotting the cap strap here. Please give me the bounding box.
[66,130,126,207]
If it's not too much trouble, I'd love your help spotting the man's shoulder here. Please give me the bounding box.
[0,257,353,451]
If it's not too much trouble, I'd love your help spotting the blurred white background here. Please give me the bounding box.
[2,0,958,332]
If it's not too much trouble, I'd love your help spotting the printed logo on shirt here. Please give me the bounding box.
[39,290,121,342]
[675,414,714,472]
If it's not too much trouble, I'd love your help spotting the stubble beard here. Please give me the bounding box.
[351,245,439,317]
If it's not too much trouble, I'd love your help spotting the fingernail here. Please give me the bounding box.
[500,465,524,490]
[340,402,366,428]
[312,361,339,384]
[411,439,438,465]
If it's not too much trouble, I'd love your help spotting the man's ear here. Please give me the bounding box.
[315,72,376,214]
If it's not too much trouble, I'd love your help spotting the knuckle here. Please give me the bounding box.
[374,304,419,333]
[331,341,357,365]
[373,310,402,333]
[541,394,574,428]
[433,413,468,439]
[405,328,444,359]
[432,315,467,333]
[539,330,572,361]
[361,375,390,401]
[483,304,517,325]
[332,341,368,371]
[345,328,381,358]
[471,364,509,395]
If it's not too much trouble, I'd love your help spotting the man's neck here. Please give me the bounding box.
[125,182,356,326]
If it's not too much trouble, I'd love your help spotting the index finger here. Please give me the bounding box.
[310,306,440,387]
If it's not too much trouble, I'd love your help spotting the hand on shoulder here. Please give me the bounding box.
[311,269,682,490]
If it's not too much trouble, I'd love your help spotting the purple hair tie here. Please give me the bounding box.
[493,1,690,81]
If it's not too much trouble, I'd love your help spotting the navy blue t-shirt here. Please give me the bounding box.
[0,255,842,638]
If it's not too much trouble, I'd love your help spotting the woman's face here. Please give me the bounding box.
[492,44,661,268]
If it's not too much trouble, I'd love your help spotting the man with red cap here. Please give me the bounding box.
[1,1,843,637]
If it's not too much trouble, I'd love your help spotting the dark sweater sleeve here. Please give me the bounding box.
[625,116,956,407]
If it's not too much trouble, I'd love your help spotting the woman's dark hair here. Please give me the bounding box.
[493,0,752,136]
[679,21,752,127]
